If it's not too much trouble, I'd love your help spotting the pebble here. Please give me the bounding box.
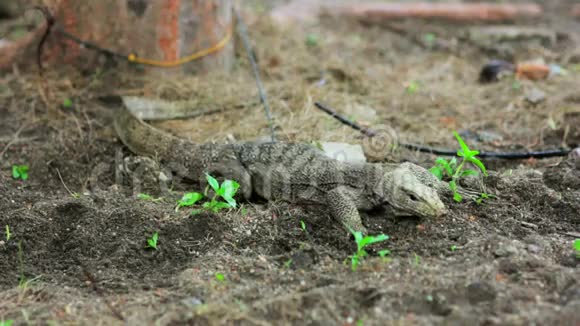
[466,281,497,304]
[494,245,519,258]
[525,88,546,105]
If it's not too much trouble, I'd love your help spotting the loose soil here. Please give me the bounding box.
[1,1,579,325]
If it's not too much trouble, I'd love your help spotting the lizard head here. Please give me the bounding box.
[382,162,447,218]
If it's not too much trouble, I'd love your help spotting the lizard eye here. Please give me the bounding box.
[408,193,419,202]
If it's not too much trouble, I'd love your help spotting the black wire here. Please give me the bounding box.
[33,5,132,71]
[314,102,570,159]
[234,8,277,143]
[31,6,54,73]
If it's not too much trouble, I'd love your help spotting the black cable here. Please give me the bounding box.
[234,8,277,143]
[33,6,129,71]
[314,102,570,159]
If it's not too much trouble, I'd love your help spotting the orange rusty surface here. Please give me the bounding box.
[57,0,80,63]
[158,0,180,61]
[515,63,550,81]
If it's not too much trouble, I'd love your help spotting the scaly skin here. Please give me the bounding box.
[114,105,447,233]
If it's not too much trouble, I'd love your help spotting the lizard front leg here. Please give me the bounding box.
[327,187,368,234]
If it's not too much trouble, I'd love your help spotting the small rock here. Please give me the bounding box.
[561,284,580,305]
[181,297,203,307]
[494,245,519,257]
[158,172,169,182]
[320,142,366,163]
[525,88,546,104]
[477,130,503,143]
[498,259,519,274]
[466,281,497,304]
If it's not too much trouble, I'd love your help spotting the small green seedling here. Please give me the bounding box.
[574,239,580,259]
[12,165,29,180]
[300,220,306,232]
[0,320,14,326]
[215,272,226,282]
[176,192,203,211]
[146,232,159,250]
[284,258,293,269]
[405,81,420,94]
[5,225,10,241]
[305,33,319,47]
[202,174,240,213]
[450,245,457,252]
[429,131,488,202]
[423,33,436,45]
[138,193,153,200]
[413,253,421,266]
[62,98,73,109]
[474,192,495,205]
[348,228,389,271]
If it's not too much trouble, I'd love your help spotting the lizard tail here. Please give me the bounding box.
[114,103,184,158]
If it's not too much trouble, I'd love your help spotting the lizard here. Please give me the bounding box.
[114,104,447,233]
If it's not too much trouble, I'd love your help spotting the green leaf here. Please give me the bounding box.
[453,192,463,202]
[147,232,158,249]
[359,234,389,249]
[423,33,436,44]
[429,166,443,180]
[378,249,391,257]
[574,239,580,256]
[206,174,220,192]
[178,192,203,207]
[62,98,73,108]
[5,225,11,241]
[406,81,419,94]
[351,255,360,271]
[466,156,488,176]
[460,169,479,177]
[305,33,319,47]
[207,201,231,212]
[0,320,14,326]
[453,131,471,157]
[435,157,453,176]
[138,193,152,200]
[448,180,457,192]
[12,165,29,180]
[300,220,306,231]
[215,272,226,282]
[221,180,240,198]
[223,196,237,208]
[351,229,364,245]
[453,131,479,158]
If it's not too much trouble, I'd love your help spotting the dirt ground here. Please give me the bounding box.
[1,1,580,325]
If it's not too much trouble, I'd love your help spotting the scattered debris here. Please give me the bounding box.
[516,62,551,80]
[479,60,515,82]
[479,60,564,82]
[525,88,546,105]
